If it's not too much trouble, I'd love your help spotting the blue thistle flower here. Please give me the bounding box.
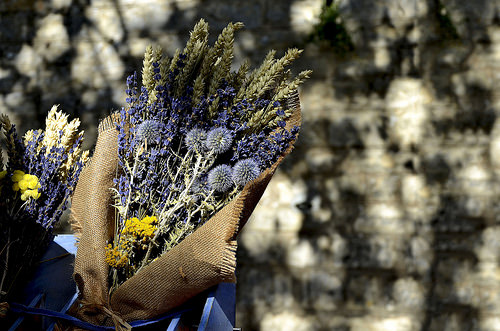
[207,164,233,192]
[232,158,260,186]
[185,128,207,152]
[206,127,233,154]
[135,119,164,144]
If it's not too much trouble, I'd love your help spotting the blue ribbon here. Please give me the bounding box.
[9,302,192,330]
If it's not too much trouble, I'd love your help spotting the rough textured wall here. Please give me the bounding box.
[1,0,500,330]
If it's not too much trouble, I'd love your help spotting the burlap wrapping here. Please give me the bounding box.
[70,94,301,326]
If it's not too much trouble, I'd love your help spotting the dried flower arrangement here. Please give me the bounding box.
[0,107,88,303]
[70,19,310,328]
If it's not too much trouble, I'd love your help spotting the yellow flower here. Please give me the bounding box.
[21,189,41,201]
[31,189,41,199]
[18,179,29,191]
[0,170,6,181]
[12,170,25,183]
[24,174,41,189]
[12,171,41,200]
[105,244,128,268]
[122,215,157,240]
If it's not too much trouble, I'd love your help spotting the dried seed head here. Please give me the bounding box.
[232,158,260,186]
[185,128,207,152]
[205,127,233,154]
[136,119,164,144]
[207,164,233,192]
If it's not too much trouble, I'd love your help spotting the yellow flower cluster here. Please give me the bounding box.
[122,215,158,242]
[105,215,158,269]
[105,244,128,269]
[11,170,41,201]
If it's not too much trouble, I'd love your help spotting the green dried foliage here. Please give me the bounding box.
[246,68,310,131]
[142,45,155,94]
[159,56,171,86]
[175,20,210,96]
[232,58,250,91]
[184,19,210,56]
[175,40,207,97]
[245,48,303,102]
[142,45,164,105]
[191,74,205,106]
[196,47,215,92]
[0,144,3,171]
[207,22,244,97]
[0,115,18,165]
[169,48,182,74]
[235,50,276,102]
[141,19,310,133]
[273,70,312,103]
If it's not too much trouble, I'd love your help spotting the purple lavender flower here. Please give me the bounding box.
[232,158,260,186]
[207,164,233,192]
[276,107,285,117]
[206,127,233,154]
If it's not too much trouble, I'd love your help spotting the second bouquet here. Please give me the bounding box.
[70,19,310,327]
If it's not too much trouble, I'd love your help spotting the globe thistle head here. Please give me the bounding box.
[135,119,164,144]
[185,128,207,152]
[207,164,233,193]
[232,158,261,186]
[206,127,233,154]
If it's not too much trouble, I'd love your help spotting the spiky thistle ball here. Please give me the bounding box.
[207,164,233,192]
[206,127,233,154]
[135,119,164,144]
[185,128,207,152]
[232,158,260,186]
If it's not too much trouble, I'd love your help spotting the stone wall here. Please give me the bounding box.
[1,0,500,330]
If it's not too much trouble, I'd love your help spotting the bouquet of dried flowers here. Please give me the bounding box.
[0,107,88,304]
[70,19,310,328]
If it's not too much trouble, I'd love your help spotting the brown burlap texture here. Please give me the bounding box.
[70,94,301,325]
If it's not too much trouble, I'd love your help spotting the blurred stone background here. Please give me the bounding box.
[1,0,500,330]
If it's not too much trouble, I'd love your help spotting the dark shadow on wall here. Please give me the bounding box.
[419,192,485,331]
[431,82,496,136]
[0,0,121,133]
[234,0,498,329]
[236,112,367,330]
